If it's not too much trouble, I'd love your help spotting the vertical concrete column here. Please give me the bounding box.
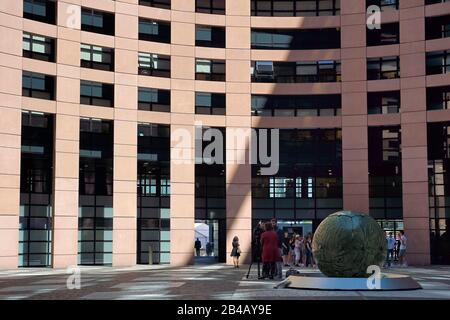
[170,0,196,266]
[225,0,252,264]
[52,1,81,268]
[399,0,429,265]
[0,0,23,268]
[340,0,369,213]
[113,1,139,266]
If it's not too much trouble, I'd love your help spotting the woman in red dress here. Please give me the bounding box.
[260,221,281,279]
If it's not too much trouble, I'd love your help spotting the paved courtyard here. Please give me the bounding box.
[0,264,449,300]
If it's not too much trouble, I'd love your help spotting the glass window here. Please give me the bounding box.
[195,59,225,81]
[81,8,115,36]
[139,18,171,43]
[80,81,114,107]
[23,33,55,62]
[138,53,171,77]
[139,0,171,9]
[23,0,56,24]
[80,44,114,71]
[22,71,55,100]
[138,87,171,112]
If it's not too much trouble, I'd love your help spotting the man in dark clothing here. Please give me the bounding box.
[194,238,201,256]
[271,218,284,248]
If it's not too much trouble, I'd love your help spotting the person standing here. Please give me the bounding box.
[271,218,284,280]
[252,221,264,278]
[294,235,301,267]
[194,238,201,257]
[399,230,408,267]
[305,234,313,268]
[282,231,290,267]
[206,242,212,256]
[386,232,395,267]
[230,236,241,268]
[394,233,401,262]
[260,222,280,279]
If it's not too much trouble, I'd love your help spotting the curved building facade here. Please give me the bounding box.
[0,0,449,268]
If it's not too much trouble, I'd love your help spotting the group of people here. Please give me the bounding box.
[254,219,315,280]
[230,224,409,276]
[385,230,408,267]
[194,238,214,257]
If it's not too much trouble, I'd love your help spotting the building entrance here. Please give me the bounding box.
[194,219,226,264]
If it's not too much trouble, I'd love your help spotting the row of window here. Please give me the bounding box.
[22,71,226,114]
[23,0,226,27]
[22,68,450,115]
[25,38,450,84]
[26,0,450,32]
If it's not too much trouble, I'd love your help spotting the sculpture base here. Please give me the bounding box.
[284,272,422,291]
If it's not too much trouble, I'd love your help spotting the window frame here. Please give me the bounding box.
[367,56,400,80]
[23,0,56,24]
[138,53,171,78]
[251,0,341,17]
[138,87,171,112]
[195,0,226,15]
[80,44,114,72]
[138,18,171,44]
[80,80,114,107]
[195,59,226,81]
[138,0,171,9]
[23,32,56,62]
[81,8,115,36]
[22,71,55,100]
[195,92,226,115]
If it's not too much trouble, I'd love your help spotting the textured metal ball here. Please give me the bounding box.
[312,211,386,278]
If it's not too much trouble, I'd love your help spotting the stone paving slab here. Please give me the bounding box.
[0,264,448,300]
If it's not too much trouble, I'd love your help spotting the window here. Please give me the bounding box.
[367,23,399,46]
[195,92,226,115]
[367,56,400,80]
[195,59,226,81]
[81,8,115,36]
[252,94,341,117]
[22,71,55,100]
[427,86,450,110]
[251,0,340,16]
[138,88,171,112]
[367,91,400,114]
[196,25,226,48]
[251,28,340,50]
[196,0,226,14]
[252,60,341,83]
[78,118,114,266]
[23,33,55,62]
[252,129,343,220]
[139,0,171,9]
[425,0,450,5]
[428,122,450,264]
[80,44,114,71]
[426,15,450,40]
[23,0,56,24]
[80,81,114,107]
[137,123,170,264]
[138,53,171,78]
[427,50,450,75]
[139,18,171,43]
[368,127,403,220]
[366,0,399,10]
[19,111,54,267]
